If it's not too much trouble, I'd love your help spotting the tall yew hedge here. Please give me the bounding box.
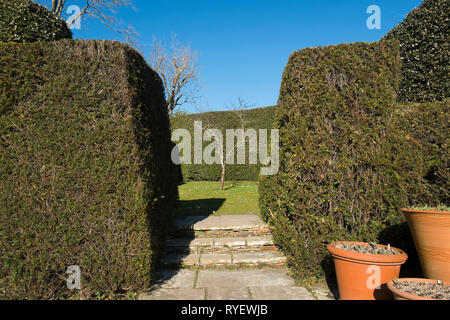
[0,40,178,299]
[259,41,436,278]
[383,0,449,102]
[394,99,449,205]
[0,0,72,43]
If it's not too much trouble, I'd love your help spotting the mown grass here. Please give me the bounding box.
[175,181,260,217]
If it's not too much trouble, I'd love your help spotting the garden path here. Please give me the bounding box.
[139,214,335,300]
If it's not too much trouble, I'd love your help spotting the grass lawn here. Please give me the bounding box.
[175,181,260,217]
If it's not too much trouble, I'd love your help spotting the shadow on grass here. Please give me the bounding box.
[175,198,226,218]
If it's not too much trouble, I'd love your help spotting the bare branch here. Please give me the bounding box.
[229,97,254,131]
[51,0,58,12]
[36,0,137,39]
[66,2,90,27]
[194,99,253,190]
[55,0,66,15]
[147,35,201,115]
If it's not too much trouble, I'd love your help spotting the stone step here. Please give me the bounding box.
[172,215,269,232]
[161,251,287,268]
[166,235,276,253]
[171,228,273,239]
[232,251,286,265]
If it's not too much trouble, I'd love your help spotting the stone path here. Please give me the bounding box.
[139,214,334,300]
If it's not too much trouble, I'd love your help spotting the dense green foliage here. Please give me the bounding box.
[0,0,72,43]
[259,41,441,279]
[394,99,449,205]
[0,40,178,299]
[383,0,449,103]
[258,0,450,281]
[412,205,450,212]
[170,106,276,182]
[376,98,449,276]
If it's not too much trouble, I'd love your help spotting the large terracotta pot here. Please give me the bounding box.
[387,278,449,300]
[328,241,408,300]
[401,208,450,281]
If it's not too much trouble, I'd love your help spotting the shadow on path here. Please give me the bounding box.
[149,198,225,290]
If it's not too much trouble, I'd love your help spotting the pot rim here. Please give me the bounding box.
[327,241,408,265]
[387,278,449,301]
[401,208,450,215]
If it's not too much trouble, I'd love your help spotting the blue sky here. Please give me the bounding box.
[68,0,423,112]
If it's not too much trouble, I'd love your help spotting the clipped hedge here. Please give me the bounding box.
[0,40,178,299]
[259,41,436,279]
[394,99,449,204]
[0,0,72,43]
[170,106,276,182]
[383,0,449,103]
[377,98,449,276]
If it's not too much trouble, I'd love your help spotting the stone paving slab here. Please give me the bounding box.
[163,252,286,267]
[200,253,232,265]
[310,284,337,300]
[163,253,200,266]
[192,216,224,230]
[214,237,247,247]
[168,236,274,250]
[141,269,323,300]
[172,216,209,229]
[152,269,197,289]
[206,287,252,300]
[167,237,214,248]
[139,288,205,300]
[246,236,274,246]
[151,215,333,301]
[232,251,286,264]
[196,269,296,288]
[173,214,267,231]
[249,285,314,300]
[315,294,334,300]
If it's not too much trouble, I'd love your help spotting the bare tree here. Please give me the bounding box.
[230,97,252,133]
[196,99,253,191]
[148,35,200,115]
[35,0,136,37]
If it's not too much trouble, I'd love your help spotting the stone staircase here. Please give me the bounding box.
[162,214,287,268]
[139,214,335,300]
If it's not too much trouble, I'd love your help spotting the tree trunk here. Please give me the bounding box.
[51,0,58,13]
[219,164,226,191]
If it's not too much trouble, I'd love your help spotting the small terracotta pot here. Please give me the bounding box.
[401,208,450,282]
[328,241,408,300]
[387,278,449,300]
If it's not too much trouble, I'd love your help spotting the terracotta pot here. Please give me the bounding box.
[387,278,449,300]
[401,208,450,282]
[328,241,408,300]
